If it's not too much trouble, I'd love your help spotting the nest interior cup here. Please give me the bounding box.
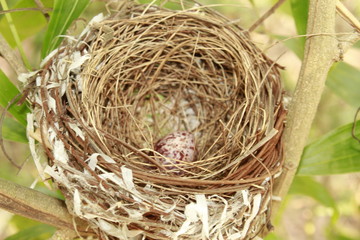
[24,1,286,239]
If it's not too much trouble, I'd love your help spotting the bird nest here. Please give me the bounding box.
[22,1,286,239]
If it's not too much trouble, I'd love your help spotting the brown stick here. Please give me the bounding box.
[248,0,287,32]
[272,0,338,215]
[0,178,93,236]
[0,34,27,75]
[336,0,360,33]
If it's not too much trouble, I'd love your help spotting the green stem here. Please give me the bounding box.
[0,0,31,70]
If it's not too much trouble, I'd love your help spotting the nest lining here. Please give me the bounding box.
[23,2,286,240]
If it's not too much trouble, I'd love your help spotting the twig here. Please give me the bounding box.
[0,7,52,15]
[49,229,78,240]
[336,0,360,33]
[0,178,93,237]
[248,0,287,32]
[34,0,51,21]
[0,34,27,75]
[334,1,360,58]
[272,0,338,216]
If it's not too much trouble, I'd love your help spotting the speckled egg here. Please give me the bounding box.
[154,131,196,171]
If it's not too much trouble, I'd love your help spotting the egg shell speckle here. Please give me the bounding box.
[154,131,196,170]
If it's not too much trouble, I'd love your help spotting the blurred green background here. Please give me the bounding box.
[0,0,360,239]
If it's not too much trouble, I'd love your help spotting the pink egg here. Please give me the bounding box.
[154,131,196,171]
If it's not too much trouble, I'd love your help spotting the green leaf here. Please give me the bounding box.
[299,120,360,175]
[289,0,309,59]
[41,0,90,58]
[10,215,45,233]
[2,117,28,143]
[290,0,309,35]
[0,0,54,48]
[289,176,339,221]
[264,232,284,240]
[5,224,56,240]
[0,70,29,125]
[34,182,65,200]
[327,62,360,108]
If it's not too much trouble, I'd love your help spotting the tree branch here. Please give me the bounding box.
[0,34,27,75]
[272,0,338,214]
[0,178,93,237]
